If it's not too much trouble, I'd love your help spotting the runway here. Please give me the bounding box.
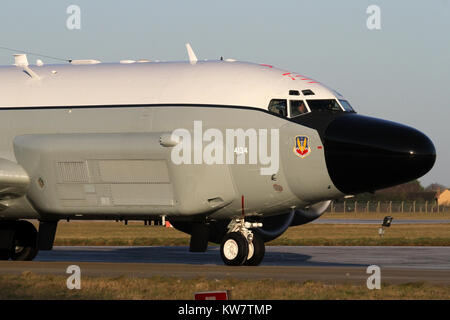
[314,219,450,224]
[0,246,449,285]
[33,246,450,269]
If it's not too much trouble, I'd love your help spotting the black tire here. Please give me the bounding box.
[10,221,38,261]
[189,223,210,252]
[244,233,265,266]
[0,249,11,260]
[220,232,249,266]
[0,221,14,260]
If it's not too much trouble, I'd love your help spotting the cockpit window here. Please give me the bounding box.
[302,89,315,96]
[339,100,355,112]
[268,99,287,117]
[290,100,308,118]
[306,99,343,113]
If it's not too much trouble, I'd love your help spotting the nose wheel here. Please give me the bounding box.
[219,218,265,266]
[244,231,265,266]
[220,232,249,266]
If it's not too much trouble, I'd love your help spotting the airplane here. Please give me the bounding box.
[0,44,436,266]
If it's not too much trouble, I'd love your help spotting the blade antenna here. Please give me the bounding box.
[185,43,198,65]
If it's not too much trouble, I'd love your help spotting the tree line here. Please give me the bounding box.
[343,180,445,203]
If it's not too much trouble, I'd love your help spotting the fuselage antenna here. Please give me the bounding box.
[185,43,198,65]
[0,45,71,63]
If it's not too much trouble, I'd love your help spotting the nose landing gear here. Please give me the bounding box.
[220,218,265,266]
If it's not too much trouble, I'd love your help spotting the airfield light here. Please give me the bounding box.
[382,216,393,227]
[379,216,393,237]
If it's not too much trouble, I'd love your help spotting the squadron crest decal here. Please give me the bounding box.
[293,135,311,158]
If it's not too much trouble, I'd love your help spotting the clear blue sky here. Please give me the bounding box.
[0,0,449,187]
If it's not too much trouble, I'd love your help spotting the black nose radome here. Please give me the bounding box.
[324,114,436,195]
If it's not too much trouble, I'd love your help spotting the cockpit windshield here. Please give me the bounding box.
[339,100,355,112]
[306,99,342,113]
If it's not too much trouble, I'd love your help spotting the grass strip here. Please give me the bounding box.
[1,273,449,300]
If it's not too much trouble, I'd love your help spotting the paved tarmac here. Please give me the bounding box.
[313,219,450,224]
[0,246,448,285]
[31,246,450,269]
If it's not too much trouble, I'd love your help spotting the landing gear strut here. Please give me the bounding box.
[220,218,265,266]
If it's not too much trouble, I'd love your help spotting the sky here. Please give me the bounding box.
[0,0,449,187]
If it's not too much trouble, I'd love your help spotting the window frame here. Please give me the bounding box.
[267,98,288,118]
[289,99,310,118]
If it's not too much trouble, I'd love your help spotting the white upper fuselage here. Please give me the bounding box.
[0,59,346,220]
[0,60,342,109]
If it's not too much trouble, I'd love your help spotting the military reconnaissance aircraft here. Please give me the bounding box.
[0,45,436,265]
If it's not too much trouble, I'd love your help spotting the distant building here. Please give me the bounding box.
[437,189,450,205]
[426,183,447,192]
